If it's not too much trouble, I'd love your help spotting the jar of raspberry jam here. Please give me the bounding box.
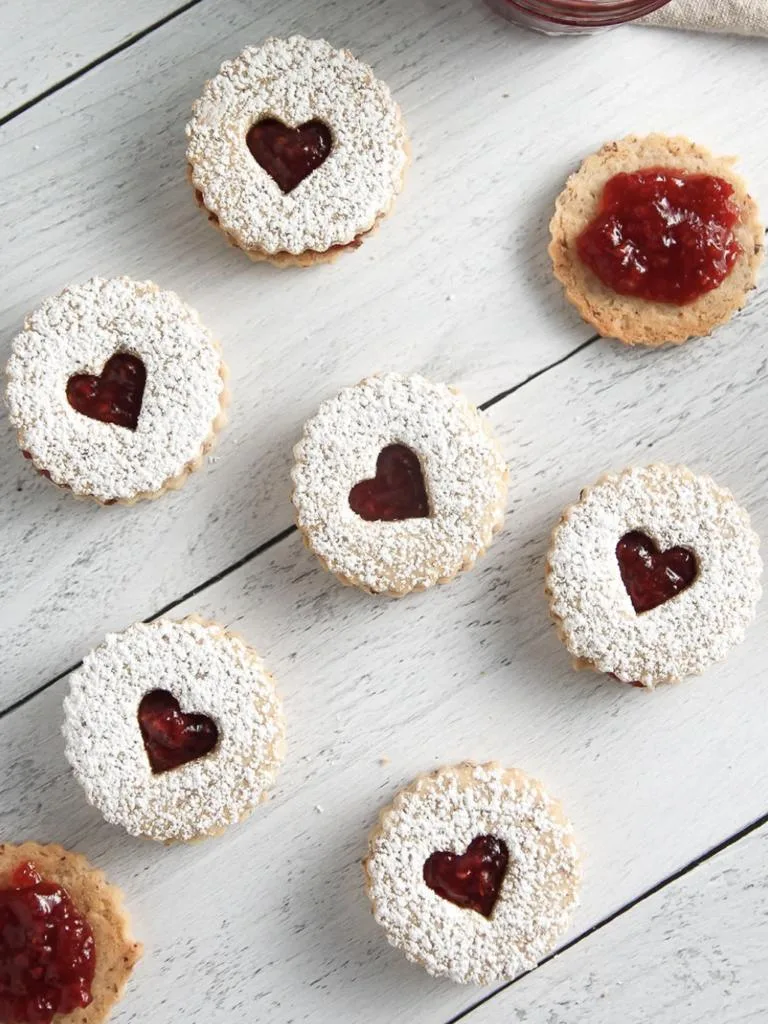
[487,0,672,32]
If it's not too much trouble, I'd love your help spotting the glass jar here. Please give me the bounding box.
[486,0,672,33]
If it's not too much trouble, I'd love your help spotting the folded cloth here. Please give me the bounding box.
[639,0,768,35]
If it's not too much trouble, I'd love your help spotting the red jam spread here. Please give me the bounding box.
[67,352,146,431]
[577,168,742,305]
[138,690,219,774]
[0,861,95,1024]
[616,530,698,614]
[246,118,332,194]
[423,835,509,918]
[348,444,430,522]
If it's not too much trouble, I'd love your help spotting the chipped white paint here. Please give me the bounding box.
[0,1,767,1022]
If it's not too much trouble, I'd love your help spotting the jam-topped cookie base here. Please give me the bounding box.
[0,861,95,1024]
[548,135,764,346]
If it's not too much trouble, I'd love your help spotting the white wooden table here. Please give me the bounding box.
[1,1,766,1021]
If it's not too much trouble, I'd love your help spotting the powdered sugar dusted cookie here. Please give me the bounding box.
[546,465,762,688]
[292,374,509,595]
[187,36,409,266]
[0,842,141,1024]
[365,763,580,985]
[549,135,764,346]
[63,618,285,843]
[5,277,228,504]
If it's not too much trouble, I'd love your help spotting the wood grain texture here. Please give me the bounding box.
[0,0,188,117]
[1,323,767,1022]
[1,4,768,1021]
[464,822,768,1024]
[1,0,768,705]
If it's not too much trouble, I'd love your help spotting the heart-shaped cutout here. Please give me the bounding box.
[66,352,146,431]
[138,690,219,774]
[423,835,509,918]
[616,530,698,614]
[348,444,430,522]
[246,118,332,194]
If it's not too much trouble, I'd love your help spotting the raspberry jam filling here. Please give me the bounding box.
[0,861,96,1024]
[138,690,219,774]
[246,118,332,194]
[67,352,146,431]
[617,530,698,614]
[577,168,742,305]
[348,444,430,522]
[423,835,509,918]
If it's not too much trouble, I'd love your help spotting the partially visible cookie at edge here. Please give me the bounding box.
[0,842,142,1024]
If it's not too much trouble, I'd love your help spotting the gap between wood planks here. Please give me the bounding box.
[0,332,599,722]
[2,318,766,1016]
[4,15,767,1010]
[0,0,208,128]
[1,326,764,1023]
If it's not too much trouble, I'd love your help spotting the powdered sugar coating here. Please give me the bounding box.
[186,36,408,255]
[5,278,226,503]
[63,619,285,842]
[547,465,762,687]
[292,374,509,594]
[365,763,580,985]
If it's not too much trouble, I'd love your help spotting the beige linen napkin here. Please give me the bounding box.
[639,0,768,35]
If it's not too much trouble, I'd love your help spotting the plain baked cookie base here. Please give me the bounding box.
[364,761,581,984]
[549,134,764,346]
[291,381,509,596]
[0,842,142,1024]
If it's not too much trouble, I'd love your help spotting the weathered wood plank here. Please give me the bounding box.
[0,0,188,118]
[0,319,766,1021]
[464,823,768,1024]
[2,0,767,706]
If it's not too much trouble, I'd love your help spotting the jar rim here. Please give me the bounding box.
[490,0,673,28]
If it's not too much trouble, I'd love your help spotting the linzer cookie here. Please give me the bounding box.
[549,135,764,345]
[5,277,228,504]
[0,842,141,1024]
[546,465,762,688]
[63,618,285,842]
[291,374,509,595]
[365,763,580,985]
[186,36,409,266]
